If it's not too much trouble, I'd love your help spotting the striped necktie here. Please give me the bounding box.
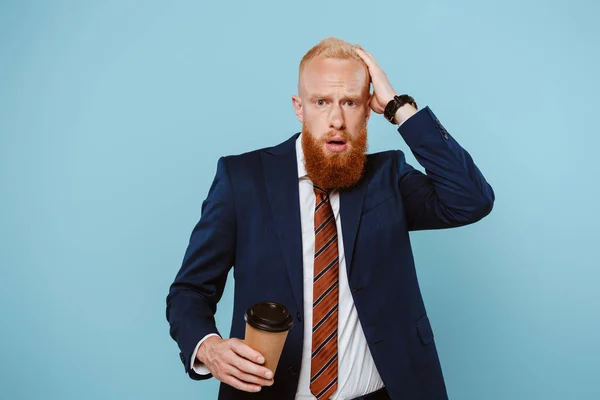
[310,185,339,399]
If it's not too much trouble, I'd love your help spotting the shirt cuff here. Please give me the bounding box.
[190,333,221,375]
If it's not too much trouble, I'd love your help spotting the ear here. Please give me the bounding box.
[291,95,304,123]
[365,93,372,123]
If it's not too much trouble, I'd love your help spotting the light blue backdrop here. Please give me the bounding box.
[1,0,599,399]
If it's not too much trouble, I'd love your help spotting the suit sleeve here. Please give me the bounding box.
[395,106,495,231]
[166,157,236,380]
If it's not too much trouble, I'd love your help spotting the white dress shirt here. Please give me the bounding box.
[190,126,429,397]
[293,136,384,399]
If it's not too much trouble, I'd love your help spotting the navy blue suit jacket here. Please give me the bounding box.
[166,107,494,399]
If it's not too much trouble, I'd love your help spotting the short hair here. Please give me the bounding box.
[298,37,370,91]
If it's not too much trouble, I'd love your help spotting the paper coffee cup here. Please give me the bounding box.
[244,302,294,374]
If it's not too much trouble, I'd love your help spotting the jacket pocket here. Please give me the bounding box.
[362,194,394,215]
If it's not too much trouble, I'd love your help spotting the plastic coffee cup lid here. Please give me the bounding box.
[244,302,294,333]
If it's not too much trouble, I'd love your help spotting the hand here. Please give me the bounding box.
[196,336,274,392]
[353,47,398,114]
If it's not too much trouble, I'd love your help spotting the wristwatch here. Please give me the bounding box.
[383,94,418,124]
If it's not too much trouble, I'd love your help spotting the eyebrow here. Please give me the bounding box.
[309,93,363,99]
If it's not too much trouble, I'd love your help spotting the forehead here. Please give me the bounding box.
[300,57,369,97]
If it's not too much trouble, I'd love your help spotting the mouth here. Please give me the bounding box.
[325,136,348,153]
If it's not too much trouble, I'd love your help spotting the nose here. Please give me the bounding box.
[328,103,345,131]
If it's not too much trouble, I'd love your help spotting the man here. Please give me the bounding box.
[166,37,494,400]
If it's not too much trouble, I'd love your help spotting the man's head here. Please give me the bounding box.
[292,37,371,190]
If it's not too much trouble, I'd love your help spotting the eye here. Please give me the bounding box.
[315,99,327,107]
[346,100,356,107]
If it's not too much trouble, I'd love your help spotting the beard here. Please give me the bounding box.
[301,123,368,190]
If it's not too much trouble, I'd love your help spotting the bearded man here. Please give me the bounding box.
[166,37,494,400]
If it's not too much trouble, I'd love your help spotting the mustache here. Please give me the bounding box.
[323,131,350,141]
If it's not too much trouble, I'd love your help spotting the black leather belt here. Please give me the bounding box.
[351,386,390,400]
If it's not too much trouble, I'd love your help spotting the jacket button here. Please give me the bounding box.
[296,312,302,322]
[288,365,297,375]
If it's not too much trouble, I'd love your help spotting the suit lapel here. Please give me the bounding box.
[261,133,368,309]
[340,175,368,281]
[262,134,304,311]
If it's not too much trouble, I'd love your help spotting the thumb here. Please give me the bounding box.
[370,95,383,114]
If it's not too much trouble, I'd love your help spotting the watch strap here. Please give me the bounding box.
[384,94,418,124]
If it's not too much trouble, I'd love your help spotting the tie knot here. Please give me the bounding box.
[313,184,328,201]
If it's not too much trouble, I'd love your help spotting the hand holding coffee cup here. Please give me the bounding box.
[196,336,275,393]
[244,302,294,374]
[195,302,293,393]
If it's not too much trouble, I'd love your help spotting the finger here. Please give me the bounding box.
[353,47,366,58]
[355,50,384,80]
[228,364,274,387]
[355,48,377,65]
[226,350,273,380]
[222,373,263,393]
[353,48,371,64]
[370,96,383,114]
[231,339,266,365]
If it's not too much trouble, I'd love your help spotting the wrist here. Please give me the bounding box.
[384,94,418,125]
[393,103,418,125]
[197,336,221,363]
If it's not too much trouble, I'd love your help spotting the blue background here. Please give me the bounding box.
[1,0,599,398]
